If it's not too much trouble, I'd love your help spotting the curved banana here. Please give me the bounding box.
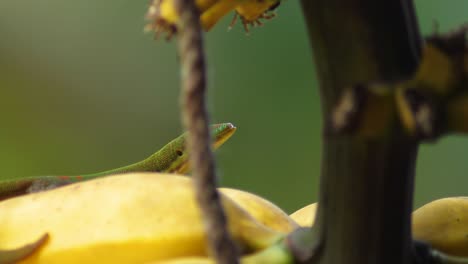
[0,173,283,264]
[413,197,468,257]
[220,188,299,233]
[289,203,317,228]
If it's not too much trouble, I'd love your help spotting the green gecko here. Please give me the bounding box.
[0,123,236,263]
[0,123,236,201]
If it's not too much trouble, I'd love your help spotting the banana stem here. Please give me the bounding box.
[298,1,422,263]
[243,243,293,264]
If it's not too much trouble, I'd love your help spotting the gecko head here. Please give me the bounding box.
[212,123,237,150]
[161,123,237,174]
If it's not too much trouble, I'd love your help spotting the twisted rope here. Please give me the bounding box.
[173,1,240,263]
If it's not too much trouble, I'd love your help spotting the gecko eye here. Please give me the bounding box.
[176,150,183,156]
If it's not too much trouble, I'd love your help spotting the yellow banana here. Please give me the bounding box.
[412,197,468,257]
[289,203,317,228]
[220,188,299,233]
[150,257,212,264]
[0,173,283,264]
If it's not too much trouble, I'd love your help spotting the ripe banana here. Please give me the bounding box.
[0,173,283,263]
[289,203,317,228]
[412,197,468,257]
[220,188,299,233]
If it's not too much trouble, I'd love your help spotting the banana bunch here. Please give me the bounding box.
[145,0,281,39]
[8,171,468,261]
[0,173,298,263]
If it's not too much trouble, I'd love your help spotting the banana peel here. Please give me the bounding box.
[220,188,299,233]
[289,203,317,228]
[413,197,468,257]
[0,173,285,263]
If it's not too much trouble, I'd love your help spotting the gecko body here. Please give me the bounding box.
[0,123,236,201]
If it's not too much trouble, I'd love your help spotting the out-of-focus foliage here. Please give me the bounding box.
[0,0,467,212]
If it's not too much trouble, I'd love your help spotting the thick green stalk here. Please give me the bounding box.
[299,1,422,263]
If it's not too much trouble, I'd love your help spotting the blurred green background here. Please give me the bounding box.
[0,0,467,213]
